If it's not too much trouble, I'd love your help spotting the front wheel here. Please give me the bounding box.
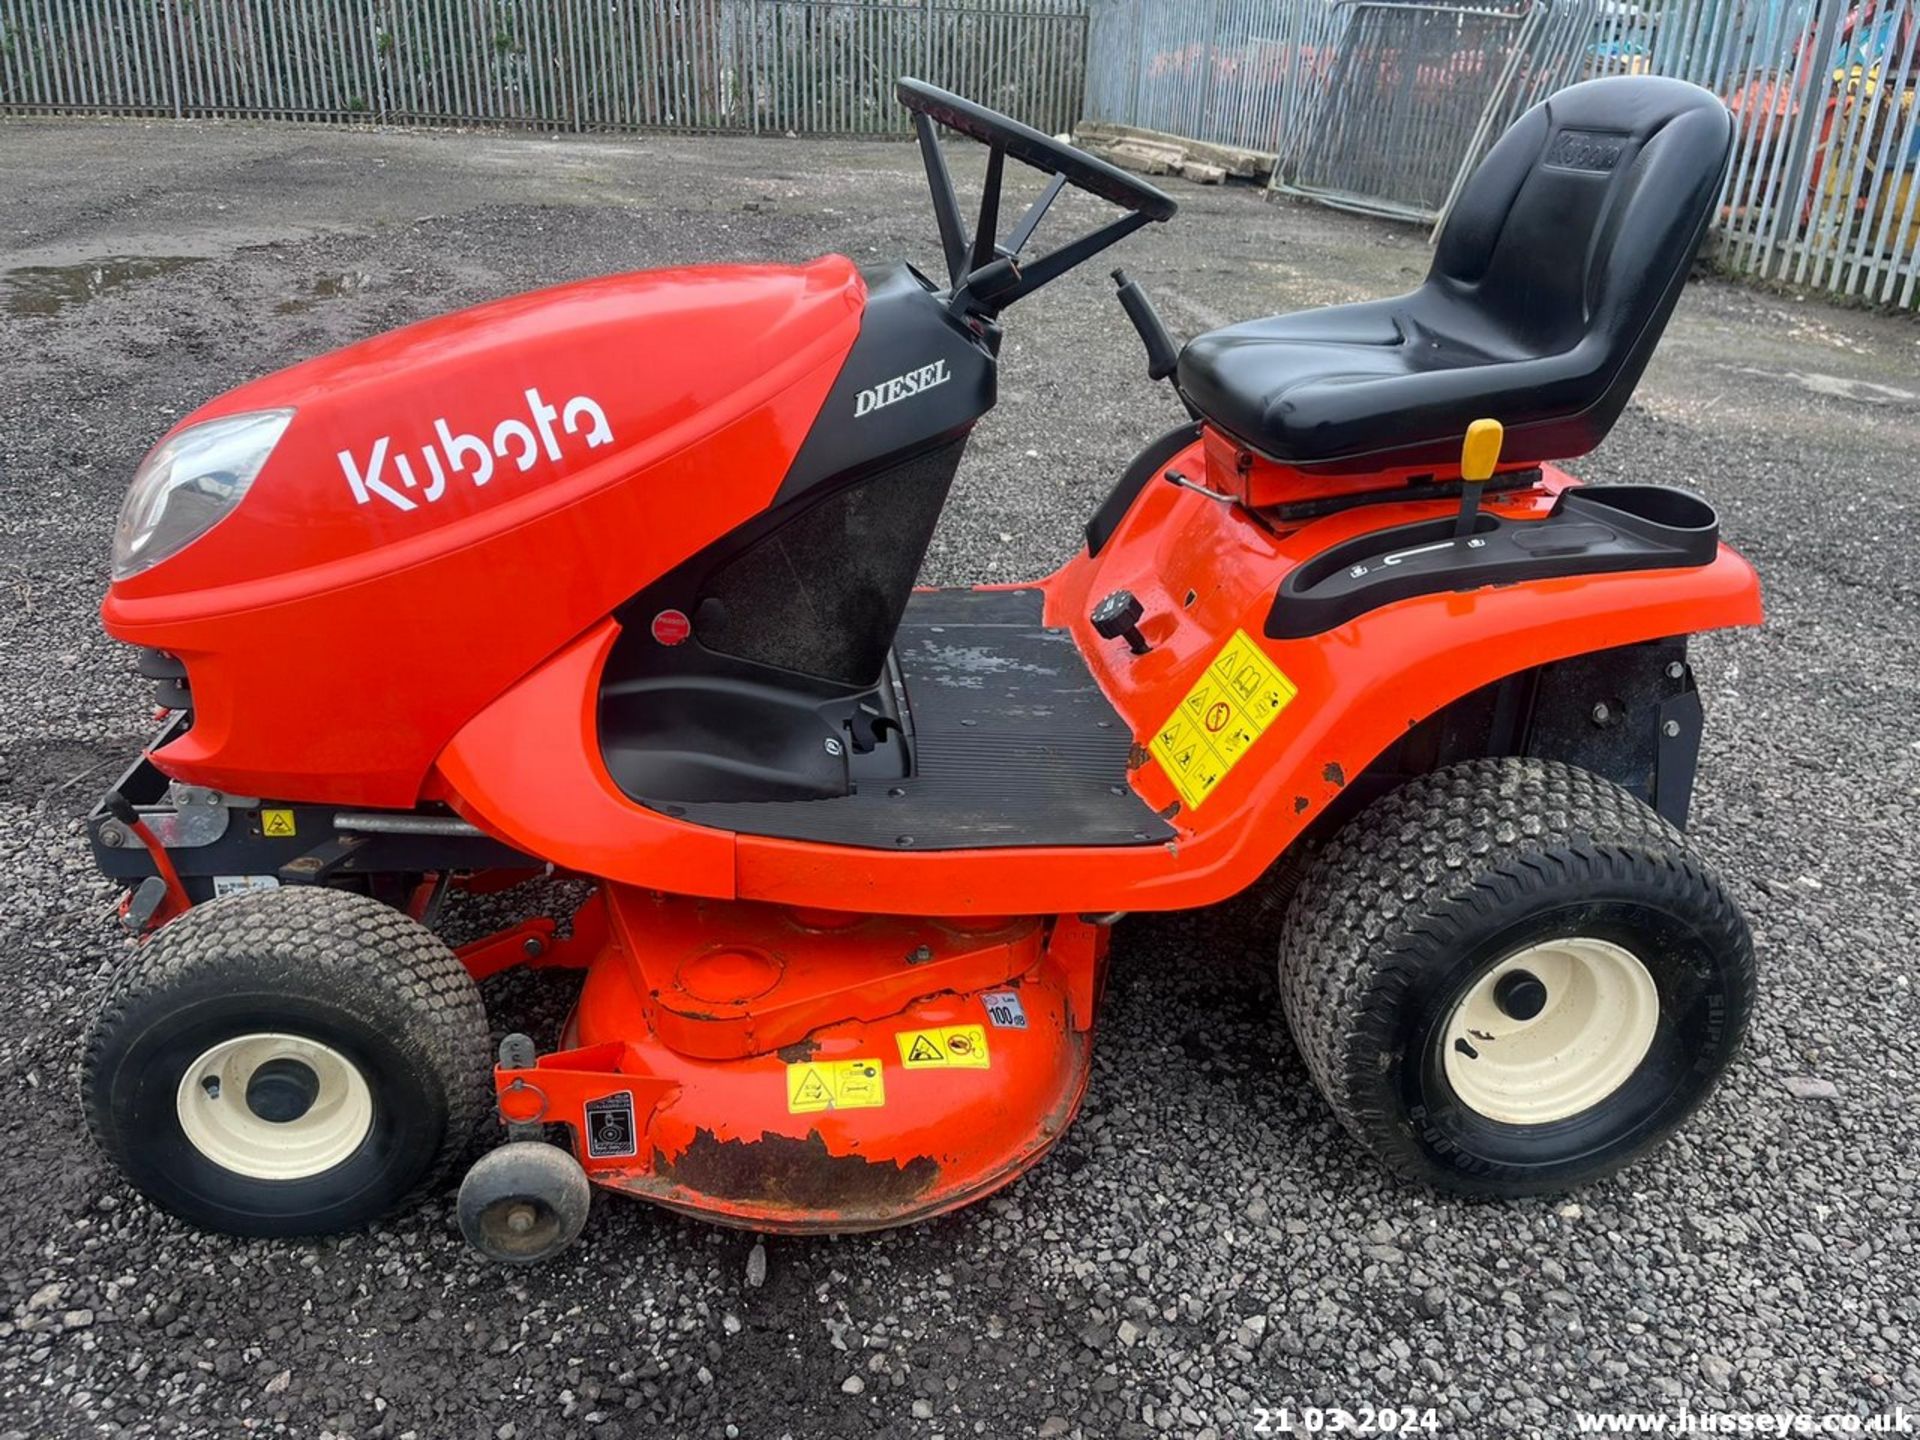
[82,886,492,1236]
[1278,758,1754,1196]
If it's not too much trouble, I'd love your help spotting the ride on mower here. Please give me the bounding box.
[82,75,1759,1262]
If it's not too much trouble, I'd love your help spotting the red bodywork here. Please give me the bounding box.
[103,257,1763,1232]
[432,453,1759,917]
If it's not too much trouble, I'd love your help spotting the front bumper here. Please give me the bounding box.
[87,714,534,915]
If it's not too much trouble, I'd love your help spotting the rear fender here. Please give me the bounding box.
[1315,637,1708,842]
[1032,446,1764,909]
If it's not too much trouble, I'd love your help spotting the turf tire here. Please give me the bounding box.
[1278,757,1754,1196]
[82,886,491,1236]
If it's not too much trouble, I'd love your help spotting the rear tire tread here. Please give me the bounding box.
[1278,757,1753,1191]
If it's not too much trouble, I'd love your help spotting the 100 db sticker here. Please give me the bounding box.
[1252,1405,1443,1435]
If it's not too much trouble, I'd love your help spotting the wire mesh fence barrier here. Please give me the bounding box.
[1084,0,1602,219]
[1085,0,1920,305]
[0,0,1090,137]
[1280,0,1571,219]
[1083,0,1352,156]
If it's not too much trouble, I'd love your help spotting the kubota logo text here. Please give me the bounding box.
[337,386,613,512]
[854,359,950,417]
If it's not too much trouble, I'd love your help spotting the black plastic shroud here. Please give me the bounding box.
[598,263,997,806]
[1265,485,1720,639]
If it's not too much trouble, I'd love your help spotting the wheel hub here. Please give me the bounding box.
[1441,938,1660,1126]
[176,1034,374,1179]
[1493,968,1548,1022]
[245,1057,322,1123]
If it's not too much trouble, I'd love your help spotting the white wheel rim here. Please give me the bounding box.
[1441,937,1660,1125]
[175,1033,374,1180]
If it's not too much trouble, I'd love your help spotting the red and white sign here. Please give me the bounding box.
[650,608,692,646]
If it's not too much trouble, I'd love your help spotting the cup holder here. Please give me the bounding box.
[1564,484,1716,536]
[1555,484,1719,566]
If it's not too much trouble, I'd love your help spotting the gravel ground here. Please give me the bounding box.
[1,118,1917,1440]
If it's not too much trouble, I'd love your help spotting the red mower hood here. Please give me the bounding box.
[102,256,865,807]
[107,256,865,613]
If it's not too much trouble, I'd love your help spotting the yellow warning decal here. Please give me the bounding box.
[261,808,297,838]
[786,1058,886,1114]
[1148,629,1299,811]
[895,1025,990,1070]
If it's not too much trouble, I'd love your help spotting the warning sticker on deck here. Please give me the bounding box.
[1148,629,1299,811]
[786,1058,886,1114]
[895,1025,991,1069]
[261,808,297,837]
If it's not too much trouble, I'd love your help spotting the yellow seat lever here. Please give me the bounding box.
[1456,417,1503,538]
[1461,417,1504,483]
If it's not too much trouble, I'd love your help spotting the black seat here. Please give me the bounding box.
[1177,77,1733,473]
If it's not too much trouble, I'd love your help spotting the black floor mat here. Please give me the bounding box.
[662,587,1173,850]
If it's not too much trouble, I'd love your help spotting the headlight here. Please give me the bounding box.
[111,409,293,580]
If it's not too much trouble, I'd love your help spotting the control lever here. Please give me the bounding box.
[1456,417,1504,539]
[1111,269,1180,381]
[1090,590,1151,656]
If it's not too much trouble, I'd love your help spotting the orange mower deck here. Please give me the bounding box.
[470,891,1107,1231]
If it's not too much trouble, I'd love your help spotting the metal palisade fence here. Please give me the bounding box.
[0,0,1090,137]
[4,0,1917,305]
[1591,0,1920,307]
[1085,0,1920,307]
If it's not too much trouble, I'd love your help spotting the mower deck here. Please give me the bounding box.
[486,892,1112,1233]
[647,587,1173,850]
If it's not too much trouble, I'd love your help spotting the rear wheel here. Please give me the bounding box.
[1278,757,1754,1196]
[83,886,491,1235]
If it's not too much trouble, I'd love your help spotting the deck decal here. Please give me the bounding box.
[786,1058,886,1114]
[584,1091,638,1158]
[981,990,1028,1029]
[895,1025,991,1069]
[1149,629,1299,810]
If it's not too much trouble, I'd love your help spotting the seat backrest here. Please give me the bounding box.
[1431,76,1731,394]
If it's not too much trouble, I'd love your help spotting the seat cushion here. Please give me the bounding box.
[1176,297,1609,470]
